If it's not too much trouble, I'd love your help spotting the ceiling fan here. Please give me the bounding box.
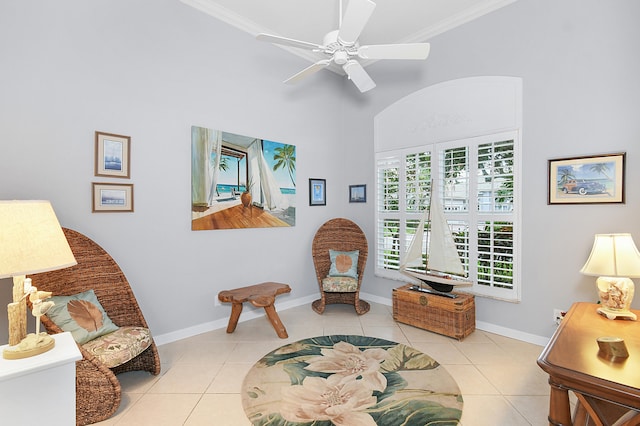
[256,0,431,93]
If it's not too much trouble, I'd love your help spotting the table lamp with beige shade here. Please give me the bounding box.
[0,200,77,359]
[580,233,640,320]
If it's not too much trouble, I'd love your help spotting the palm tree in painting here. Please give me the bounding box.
[589,163,612,181]
[273,144,296,187]
[214,156,230,196]
[557,167,575,187]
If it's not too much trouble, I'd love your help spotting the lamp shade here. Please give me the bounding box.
[580,233,640,278]
[0,200,77,278]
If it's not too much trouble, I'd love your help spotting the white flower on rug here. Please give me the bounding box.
[304,341,388,392]
[280,374,377,426]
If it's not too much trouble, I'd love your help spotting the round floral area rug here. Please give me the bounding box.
[241,335,463,426]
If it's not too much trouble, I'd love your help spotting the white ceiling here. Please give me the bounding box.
[180,0,516,83]
[181,0,516,57]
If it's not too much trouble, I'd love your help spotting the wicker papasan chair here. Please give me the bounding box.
[311,218,370,315]
[29,228,161,425]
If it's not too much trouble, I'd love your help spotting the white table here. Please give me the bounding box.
[0,332,81,424]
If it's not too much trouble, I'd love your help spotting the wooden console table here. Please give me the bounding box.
[537,302,640,426]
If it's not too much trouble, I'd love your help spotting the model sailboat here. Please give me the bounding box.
[400,188,472,296]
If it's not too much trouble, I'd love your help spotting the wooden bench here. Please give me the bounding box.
[218,282,291,338]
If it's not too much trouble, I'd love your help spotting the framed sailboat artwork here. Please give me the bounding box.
[399,185,472,297]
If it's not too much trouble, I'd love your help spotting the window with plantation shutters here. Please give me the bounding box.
[375,131,520,301]
[376,155,401,271]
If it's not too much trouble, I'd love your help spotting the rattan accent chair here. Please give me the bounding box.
[29,228,161,425]
[311,218,370,315]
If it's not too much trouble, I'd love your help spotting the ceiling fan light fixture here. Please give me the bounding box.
[334,51,348,65]
[343,60,376,93]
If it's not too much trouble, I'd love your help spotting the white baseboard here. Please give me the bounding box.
[153,294,317,346]
[359,291,392,306]
[475,321,549,346]
[154,292,549,348]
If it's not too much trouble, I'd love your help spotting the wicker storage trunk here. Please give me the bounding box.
[393,284,475,340]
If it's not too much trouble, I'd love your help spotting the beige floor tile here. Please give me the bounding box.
[227,341,284,364]
[283,324,324,341]
[157,340,186,365]
[148,363,222,394]
[359,312,398,326]
[476,361,550,396]
[322,325,365,335]
[483,331,526,346]
[117,370,161,394]
[459,395,530,426]
[196,328,236,341]
[361,325,410,343]
[185,394,252,426]
[206,363,253,393]
[93,393,144,425]
[445,364,500,395]
[277,306,319,322]
[115,393,202,425]
[177,340,237,364]
[410,341,471,365]
[365,302,393,315]
[498,340,546,360]
[507,395,550,426]
[222,322,283,341]
[485,330,546,352]
[455,342,513,365]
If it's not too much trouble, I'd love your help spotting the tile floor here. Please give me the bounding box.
[96,302,552,425]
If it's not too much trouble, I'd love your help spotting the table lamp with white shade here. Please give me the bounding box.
[580,233,640,320]
[0,200,77,359]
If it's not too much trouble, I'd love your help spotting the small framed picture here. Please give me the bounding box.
[95,131,131,178]
[548,152,625,204]
[92,183,134,212]
[349,184,366,203]
[309,178,326,206]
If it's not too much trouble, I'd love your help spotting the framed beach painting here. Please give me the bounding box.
[95,131,130,178]
[191,126,296,230]
[548,152,625,204]
[309,178,326,206]
[92,183,134,212]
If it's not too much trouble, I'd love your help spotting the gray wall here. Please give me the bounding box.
[0,0,348,343]
[1,0,639,345]
[342,0,640,340]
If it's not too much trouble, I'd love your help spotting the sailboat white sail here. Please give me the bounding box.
[400,188,472,293]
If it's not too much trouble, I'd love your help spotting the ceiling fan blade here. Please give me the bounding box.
[337,0,376,46]
[256,33,323,51]
[358,43,431,60]
[342,60,376,92]
[284,60,332,84]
